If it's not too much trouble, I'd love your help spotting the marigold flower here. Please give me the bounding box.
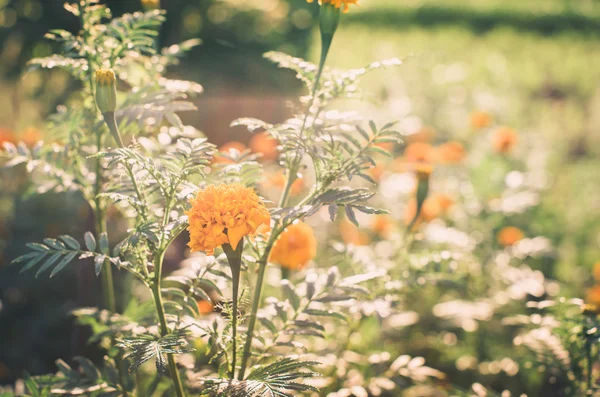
[186,184,271,255]
[340,219,370,246]
[249,132,279,162]
[213,141,247,164]
[493,127,518,153]
[0,128,15,145]
[470,111,492,130]
[20,127,43,147]
[197,300,214,315]
[141,0,160,10]
[497,226,524,247]
[371,215,393,238]
[269,222,317,270]
[436,141,466,164]
[404,193,453,225]
[404,142,435,164]
[587,285,600,308]
[264,170,304,196]
[593,262,600,282]
[95,69,117,114]
[307,0,358,13]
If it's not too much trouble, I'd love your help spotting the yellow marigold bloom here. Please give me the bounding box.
[269,222,317,270]
[493,127,518,153]
[307,0,359,13]
[95,69,116,85]
[497,226,524,247]
[186,184,271,255]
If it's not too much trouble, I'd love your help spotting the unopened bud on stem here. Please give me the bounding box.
[95,69,117,114]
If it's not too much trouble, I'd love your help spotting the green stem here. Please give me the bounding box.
[586,337,593,392]
[279,29,334,209]
[152,251,186,397]
[237,251,270,380]
[95,132,117,314]
[102,111,125,148]
[222,241,244,379]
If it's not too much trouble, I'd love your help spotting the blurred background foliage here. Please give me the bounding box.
[1,0,600,392]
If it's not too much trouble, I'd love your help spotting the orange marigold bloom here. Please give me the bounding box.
[340,219,370,246]
[371,215,393,238]
[0,128,15,145]
[307,0,358,13]
[497,226,524,247]
[404,193,453,225]
[20,127,43,147]
[493,127,518,153]
[587,285,600,308]
[249,132,279,162]
[186,184,271,255]
[265,170,305,196]
[470,111,492,130]
[197,300,214,315]
[436,141,466,164]
[404,142,435,164]
[213,141,247,164]
[593,262,600,282]
[269,222,317,270]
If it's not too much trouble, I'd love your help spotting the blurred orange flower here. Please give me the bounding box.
[371,215,393,238]
[492,127,518,153]
[436,141,466,164]
[265,170,305,196]
[307,0,358,13]
[404,142,435,164]
[470,111,492,130]
[269,222,317,270]
[594,262,600,282]
[20,127,43,147]
[497,226,524,247]
[587,285,600,308]
[213,141,247,164]
[249,132,279,162]
[404,193,454,225]
[367,164,385,183]
[197,300,214,315]
[0,128,15,145]
[409,126,436,143]
[340,219,369,246]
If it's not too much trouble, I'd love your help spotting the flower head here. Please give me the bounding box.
[404,142,435,164]
[497,226,524,247]
[0,128,15,146]
[493,127,518,153]
[470,111,492,130]
[213,141,247,164]
[186,184,271,255]
[141,0,161,10]
[269,222,317,270]
[95,69,117,113]
[307,0,358,13]
[436,141,466,164]
[250,132,279,162]
[587,285,600,308]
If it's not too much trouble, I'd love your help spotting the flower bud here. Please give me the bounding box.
[95,69,117,114]
[319,3,341,37]
[141,0,161,10]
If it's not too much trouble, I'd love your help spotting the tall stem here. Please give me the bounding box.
[95,132,117,313]
[152,251,186,397]
[237,250,270,380]
[223,241,244,379]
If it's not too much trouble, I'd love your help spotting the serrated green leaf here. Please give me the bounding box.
[84,232,97,252]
